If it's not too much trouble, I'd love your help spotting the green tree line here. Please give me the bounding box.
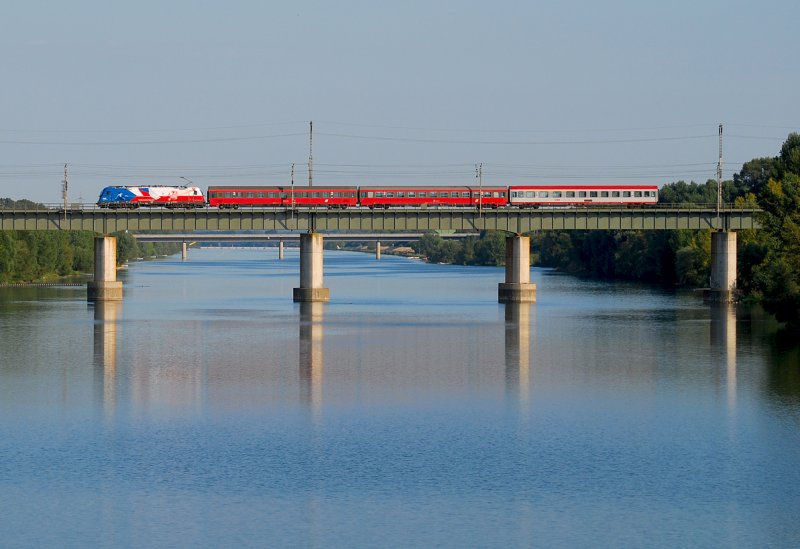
[0,227,181,284]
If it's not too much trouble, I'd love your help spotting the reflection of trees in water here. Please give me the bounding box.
[735,304,800,403]
[766,336,800,403]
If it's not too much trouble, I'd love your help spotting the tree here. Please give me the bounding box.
[779,132,800,177]
[734,157,779,196]
[473,231,506,266]
[754,173,800,328]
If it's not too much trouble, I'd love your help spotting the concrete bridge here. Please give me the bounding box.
[132,231,478,261]
[0,206,758,304]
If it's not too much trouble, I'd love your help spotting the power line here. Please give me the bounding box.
[316,132,719,146]
[0,132,307,146]
[0,120,308,134]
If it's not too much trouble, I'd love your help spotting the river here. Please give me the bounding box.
[1,247,799,548]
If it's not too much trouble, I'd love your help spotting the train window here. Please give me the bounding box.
[611,191,620,197]
[623,191,631,197]
[386,192,395,198]
[590,191,598,197]
[430,192,438,197]
[398,192,405,198]
[462,192,470,198]
[375,192,384,198]
[552,191,562,198]
[566,191,575,198]
[419,192,427,197]
[634,191,642,197]
[451,192,459,197]
[600,191,609,198]
[492,192,499,198]
[578,191,587,198]
[408,192,416,198]
[539,191,549,198]
[280,193,288,198]
[500,192,506,197]
[526,191,534,198]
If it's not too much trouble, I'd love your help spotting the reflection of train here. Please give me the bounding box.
[98,184,659,209]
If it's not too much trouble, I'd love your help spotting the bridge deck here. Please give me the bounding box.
[0,207,759,233]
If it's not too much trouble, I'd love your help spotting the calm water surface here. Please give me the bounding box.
[1,247,799,548]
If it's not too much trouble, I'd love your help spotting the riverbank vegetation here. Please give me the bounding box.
[0,228,181,284]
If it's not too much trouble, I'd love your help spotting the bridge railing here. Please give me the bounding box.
[0,202,758,212]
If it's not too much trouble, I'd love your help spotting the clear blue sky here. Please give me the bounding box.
[1,0,798,203]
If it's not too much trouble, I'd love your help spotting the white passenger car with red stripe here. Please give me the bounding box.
[508,185,659,207]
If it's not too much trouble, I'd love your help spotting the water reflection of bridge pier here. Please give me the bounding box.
[504,302,534,409]
[93,300,121,416]
[710,303,737,409]
[299,302,325,415]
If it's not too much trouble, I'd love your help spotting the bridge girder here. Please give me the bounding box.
[0,208,759,233]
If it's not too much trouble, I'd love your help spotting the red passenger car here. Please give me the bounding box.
[207,186,359,209]
[358,186,507,209]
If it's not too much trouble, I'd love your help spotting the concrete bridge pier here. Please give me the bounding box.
[705,231,737,303]
[279,240,285,260]
[293,232,330,302]
[181,241,188,261]
[376,240,381,260]
[87,235,123,302]
[498,235,536,303]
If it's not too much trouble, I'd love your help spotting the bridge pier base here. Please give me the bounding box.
[181,241,188,261]
[498,235,536,303]
[704,231,738,303]
[88,236,123,302]
[376,240,381,260]
[279,240,285,260]
[293,233,330,302]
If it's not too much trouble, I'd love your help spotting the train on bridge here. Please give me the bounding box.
[97,184,659,209]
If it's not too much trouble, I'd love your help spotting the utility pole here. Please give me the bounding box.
[62,163,68,226]
[476,162,483,216]
[291,163,296,217]
[308,121,313,188]
[717,124,723,227]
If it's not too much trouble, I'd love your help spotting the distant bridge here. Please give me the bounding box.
[131,232,477,243]
[0,206,759,233]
